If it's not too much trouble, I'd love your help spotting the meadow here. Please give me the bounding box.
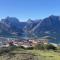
[0,48,60,60]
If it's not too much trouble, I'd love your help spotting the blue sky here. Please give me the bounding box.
[0,0,60,21]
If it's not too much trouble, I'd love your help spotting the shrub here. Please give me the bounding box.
[46,44,57,50]
[20,46,25,49]
[34,44,58,50]
[26,47,34,50]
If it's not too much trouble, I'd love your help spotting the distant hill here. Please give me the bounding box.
[0,16,26,37]
[23,15,60,44]
[0,15,60,43]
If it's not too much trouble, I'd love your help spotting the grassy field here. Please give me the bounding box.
[0,48,60,60]
[27,50,60,60]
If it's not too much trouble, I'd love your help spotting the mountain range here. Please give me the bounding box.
[0,15,60,44]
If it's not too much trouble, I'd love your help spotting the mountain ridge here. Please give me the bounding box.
[0,15,60,43]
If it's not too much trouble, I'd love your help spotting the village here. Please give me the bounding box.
[0,37,48,48]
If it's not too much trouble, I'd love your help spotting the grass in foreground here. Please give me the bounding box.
[27,50,60,60]
[0,48,60,60]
